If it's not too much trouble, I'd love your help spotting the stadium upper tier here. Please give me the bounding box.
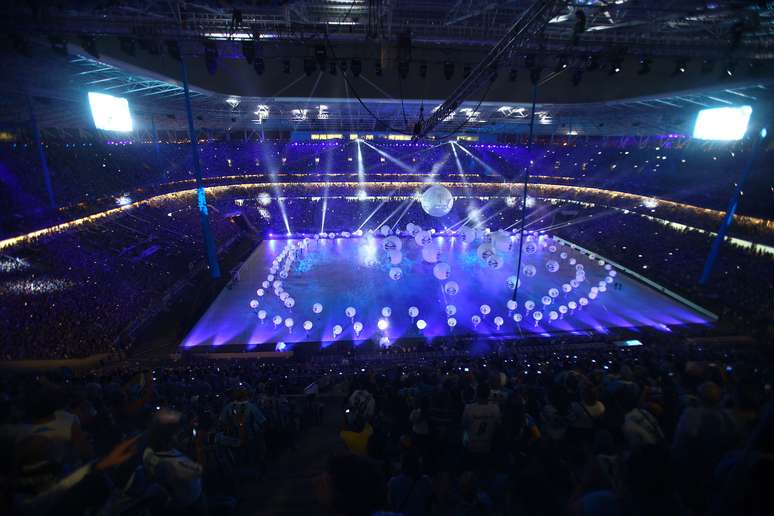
[1,140,772,235]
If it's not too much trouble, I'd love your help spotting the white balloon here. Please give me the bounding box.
[312,303,323,314]
[559,305,568,314]
[562,283,572,293]
[513,313,523,323]
[447,317,457,327]
[382,235,402,252]
[507,299,517,311]
[549,288,560,298]
[579,297,589,306]
[494,316,504,328]
[408,306,419,318]
[605,276,614,284]
[477,243,496,262]
[415,230,433,247]
[541,296,552,306]
[433,262,451,280]
[605,264,613,271]
[421,185,454,217]
[480,304,491,315]
[279,270,288,279]
[256,289,265,297]
[249,299,259,309]
[408,224,422,237]
[609,270,617,277]
[285,318,294,328]
[460,226,476,243]
[506,276,519,290]
[524,300,535,311]
[280,292,289,301]
[258,310,267,320]
[493,232,513,252]
[560,252,568,260]
[388,250,403,265]
[523,264,537,277]
[569,258,577,265]
[353,321,364,334]
[486,255,504,270]
[472,315,482,327]
[445,304,457,316]
[533,311,543,321]
[549,311,559,321]
[380,225,391,236]
[568,301,577,310]
[389,267,403,280]
[303,320,313,331]
[444,281,460,296]
[381,306,392,318]
[421,245,441,263]
[262,281,269,289]
[272,315,282,325]
[333,325,343,336]
[285,298,295,308]
[345,306,356,318]
[546,260,560,273]
[524,242,538,254]
[416,319,427,330]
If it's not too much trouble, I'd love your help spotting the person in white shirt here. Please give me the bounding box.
[462,384,501,456]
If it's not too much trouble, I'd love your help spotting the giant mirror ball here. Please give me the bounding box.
[420,185,454,217]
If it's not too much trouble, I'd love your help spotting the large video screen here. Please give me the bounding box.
[692,105,752,141]
[88,92,133,132]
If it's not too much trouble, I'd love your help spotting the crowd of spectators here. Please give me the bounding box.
[1,336,771,515]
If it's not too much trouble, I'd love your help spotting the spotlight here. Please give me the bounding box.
[443,61,454,80]
[48,36,68,56]
[282,59,290,73]
[165,40,180,61]
[241,40,255,64]
[724,61,736,77]
[508,68,518,82]
[554,55,568,73]
[351,59,361,77]
[80,35,99,58]
[304,58,315,76]
[571,69,583,86]
[119,37,135,57]
[608,58,622,75]
[637,57,651,75]
[254,57,265,75]
[672,59,687,76]
[204,40,218,75]
[419,62,427,78]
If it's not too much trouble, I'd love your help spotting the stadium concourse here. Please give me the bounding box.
[1,1,774,515]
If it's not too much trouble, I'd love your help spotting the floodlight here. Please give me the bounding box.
[88,92,133,132]
[692,105,752,141]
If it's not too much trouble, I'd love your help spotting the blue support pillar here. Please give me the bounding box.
[180,57,221,279]
[27,95,56,209]
[699,131,765,285]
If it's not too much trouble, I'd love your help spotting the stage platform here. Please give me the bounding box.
[181,233,714,351]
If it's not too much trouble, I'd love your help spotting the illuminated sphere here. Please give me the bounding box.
[506,275,519,290]
[460,226,476,243]
[354,321,364,334]
[560,252,568,260]
[486,255,503,270]
[472,315,482,326]
[383,235,402,252]
[569,258,577,265]
[389,267,403,280]
[420,185,454,217]
[589,291,598,300]
[576,264,585,271]
[312,303,323,314]
[533,311,543,321]
[546,260,560,273]
[444,281,460,296]
[433,262,452,280]
[447,317,457,328]
[256,289,264,297]
[480,304,491,315]
[445,304,457,316]
[524,242,538,254]
[562,283,572,293]
[549,311,559,321]
[275,342,286,352]
[477,244,496,262]
[279,270,288,279]
[609,270,617,277]
[579,297,589,306]
[542,296,552,306]
[494,316,504,328]
[381,306,392,318]
[272,315,282,325]
[388,250,402,265]
[285,318,294,328]
[605,276,614,284]
[523,264,537,277]
[549,288,560,298]
[333,325,343,336]
[258,310,267,320]
[303,320,313,331]
[377,318,389,331]
[599,284,607,292]
[416,319,427,330]
[524,300,535,311]
[345,306,356,318]
[415,230,433,247]
[249,299,259,309]
[380,225,391,236]
[570,279,580,288]
[280,292,289,301]
[493,232,513,252]
[513,313,523,323]
[605,264,613,271]
[559,305,568,314]
[506,299,517,311]
[284,298,295,308]
[262,281,269,289]
[408,306,419,318]
[421,245,441,263]
[568,301,577,310]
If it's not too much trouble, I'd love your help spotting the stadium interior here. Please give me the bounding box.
[0,1,773,515]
